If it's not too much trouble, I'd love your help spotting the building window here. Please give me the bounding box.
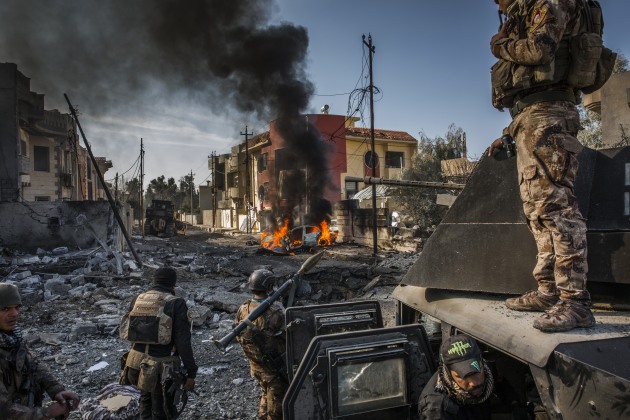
[33,146,50,172]
[345,181,358,199]
[385,151,404,168]
[257,153,268,173]
[34,196,50,201]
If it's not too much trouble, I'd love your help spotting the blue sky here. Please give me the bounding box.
[3,0,629,185]
[274,0,630,160]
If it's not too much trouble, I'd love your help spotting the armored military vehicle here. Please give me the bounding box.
[143,200,176,237]
[281,146,630,419]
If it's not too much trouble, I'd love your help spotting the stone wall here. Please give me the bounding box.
[335,199,391,247]
[0,201,126,252]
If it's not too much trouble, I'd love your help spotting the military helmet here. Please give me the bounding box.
[248,269,275,293]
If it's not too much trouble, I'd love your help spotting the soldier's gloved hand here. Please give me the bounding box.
[488,137,505,156]
[43,401,69,419]
[490,24,508,57]
[183,377,195,392]
[54,391,80,411]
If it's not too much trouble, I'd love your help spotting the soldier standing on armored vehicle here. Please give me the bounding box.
[234,269,289,420]
[487,0,614,332]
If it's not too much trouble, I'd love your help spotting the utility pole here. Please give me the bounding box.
[363,33,378,256]
[210,151,217,229]
[64,94,143,267]
[240,126,253,234]
[140,138,145,237]
[115,173,119,201]
[190,169,194,224]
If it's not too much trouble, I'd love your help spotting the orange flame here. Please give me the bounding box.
[260,217,290,249]
[318,220,331,246]
[260,217,337,250]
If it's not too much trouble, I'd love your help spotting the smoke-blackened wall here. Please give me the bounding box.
[273,117,334,226]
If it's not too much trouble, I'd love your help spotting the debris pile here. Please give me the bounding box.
[0,230,418,419]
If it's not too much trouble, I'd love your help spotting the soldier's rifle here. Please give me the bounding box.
[213,250,326,352]
[166,367,198,419]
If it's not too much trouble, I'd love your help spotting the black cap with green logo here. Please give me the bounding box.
[439,334,483,377]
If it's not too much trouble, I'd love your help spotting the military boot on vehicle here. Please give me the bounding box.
[505,290,559,312]
[533,300,596,332]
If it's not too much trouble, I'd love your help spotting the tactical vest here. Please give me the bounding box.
[491,0,615,110]
[120,290,178,345]
[235,301,285,366]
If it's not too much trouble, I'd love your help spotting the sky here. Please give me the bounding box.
[2,0,629,188]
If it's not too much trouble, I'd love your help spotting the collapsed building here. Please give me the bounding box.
[0,63,126,253]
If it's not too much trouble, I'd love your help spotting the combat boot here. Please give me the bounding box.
[505,290,559,312]
[533,300,595,333]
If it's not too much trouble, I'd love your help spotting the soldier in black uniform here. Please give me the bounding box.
[234,269,288,420]
[0,283,80,420]
[419,334,494,420]
[120,267,197,419]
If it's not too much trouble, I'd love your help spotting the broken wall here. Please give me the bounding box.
[0,201,126,252]
[335,199,391,247]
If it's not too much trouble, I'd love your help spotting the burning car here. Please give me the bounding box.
[260,219,337,254]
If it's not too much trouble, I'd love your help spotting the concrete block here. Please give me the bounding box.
[52,247,69,255]
[13,271,33,280]
[70,275,86,287]
[189,305,213,327]
[44,278,71,295]
[70,321,99,338]
[18,275,41,288]
[41,256,58,264]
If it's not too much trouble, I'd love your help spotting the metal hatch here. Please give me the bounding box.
[285,300,383,380]
[283,324,435,420]
[402,146,630,295]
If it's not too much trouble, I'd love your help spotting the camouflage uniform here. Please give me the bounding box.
[0,340,66,419]
[234,300,288,420]
[491,0,594,330]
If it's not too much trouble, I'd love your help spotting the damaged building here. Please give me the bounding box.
[199,113,419,239]
[0,63,125,253]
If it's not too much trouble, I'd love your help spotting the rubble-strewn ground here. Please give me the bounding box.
[0,229,418,419]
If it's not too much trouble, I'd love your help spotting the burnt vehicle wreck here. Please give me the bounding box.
[280,145,630,419]
[260,219,338,255]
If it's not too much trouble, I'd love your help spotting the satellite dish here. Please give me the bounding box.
[321,104,330,114]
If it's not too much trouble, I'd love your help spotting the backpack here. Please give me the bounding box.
[567,0,617,94]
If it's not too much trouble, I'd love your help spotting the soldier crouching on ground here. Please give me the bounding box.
[0,283,81,419]
[119,267,197,420]
[235,269,289,420]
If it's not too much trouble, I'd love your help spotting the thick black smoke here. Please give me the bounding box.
[0,0,311,119]
[0,0,333,224]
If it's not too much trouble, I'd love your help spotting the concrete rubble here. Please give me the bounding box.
[0,229,418,419]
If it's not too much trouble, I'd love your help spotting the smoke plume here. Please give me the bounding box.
[0,0,311,119]
[0,0,334,224]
